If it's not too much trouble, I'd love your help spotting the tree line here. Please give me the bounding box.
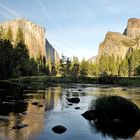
[1,25,140,80]
[59,49,140,78]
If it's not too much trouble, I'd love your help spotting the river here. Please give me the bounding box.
[0,84,140,140]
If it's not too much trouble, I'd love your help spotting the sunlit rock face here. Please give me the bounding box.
[97,18,140,60]
[0,18,59,63]
[126,18,140,38]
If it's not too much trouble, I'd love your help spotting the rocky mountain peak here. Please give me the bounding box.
[126,18,140,38]
[0,18,59,64]
[97,18,140,61]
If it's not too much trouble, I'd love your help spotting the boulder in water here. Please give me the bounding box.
[67,97,80,103]
[82,95,140,139]
[52,125,67,134]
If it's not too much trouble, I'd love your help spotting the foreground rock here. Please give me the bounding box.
[66,97,80,103]
[52,125,67,134]
[82,95,140,139]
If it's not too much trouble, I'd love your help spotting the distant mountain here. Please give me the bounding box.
[97,18,140,60]
[0,18,59,64]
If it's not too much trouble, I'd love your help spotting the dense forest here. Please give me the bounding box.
[0,25,140,80]
[59,49,140,78]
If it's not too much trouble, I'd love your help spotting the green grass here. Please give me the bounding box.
[1,75,140,88]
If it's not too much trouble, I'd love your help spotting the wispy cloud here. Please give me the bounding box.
[35,0,60,28]
[0,3,20,19]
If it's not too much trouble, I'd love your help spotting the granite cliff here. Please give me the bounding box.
[98,18,140,60]
[0,18,59,64]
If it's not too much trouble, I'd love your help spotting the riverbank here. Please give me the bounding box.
[1,76,140,88]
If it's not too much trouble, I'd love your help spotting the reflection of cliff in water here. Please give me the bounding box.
[44,87,61,111]
[0,87,61,140]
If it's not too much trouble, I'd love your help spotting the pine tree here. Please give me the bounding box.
[71,56,79,77]
[98,55,109,75]
[15,26,24,44]
[118,58,128,77]
[66,57,71,76]
[13,42,30,76]
[6,27,13,42]
[0,40,14,79]
[108,55,117,75]
[0,26,5,40]
[60,54,67,77]
[79,58,89,77]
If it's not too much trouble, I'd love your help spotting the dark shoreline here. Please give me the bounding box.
[0,76,140,90]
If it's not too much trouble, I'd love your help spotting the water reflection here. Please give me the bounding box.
[0,84,140,140]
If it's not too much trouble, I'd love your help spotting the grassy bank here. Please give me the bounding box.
[3,76,140,88]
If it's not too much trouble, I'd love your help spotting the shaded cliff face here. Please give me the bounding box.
[98,18,140,60]
[0,18,59,64]
[46,39,60,64]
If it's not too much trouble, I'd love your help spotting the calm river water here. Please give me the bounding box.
[0,84,140,140]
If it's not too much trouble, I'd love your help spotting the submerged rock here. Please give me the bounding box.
[78,89,82,91]
[122,88,127,91]
[52,125,67,134]
[66,97,80,103]
[37,104,43,107]
[67,103,73,106]
[31,102,38,105]
[12,124,28,129]
[75,107,80,110]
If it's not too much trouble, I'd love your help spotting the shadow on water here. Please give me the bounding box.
[83,95,140,139]
[0,81,28,115]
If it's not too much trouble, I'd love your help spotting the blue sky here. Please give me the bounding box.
[0,0,140,60]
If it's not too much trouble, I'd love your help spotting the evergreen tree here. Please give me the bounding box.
[108,55,118,75]
[71,56,79,77]
[6,27,13,42]
[51,65,57,76]
[60,54,67,77]
[79,58,89,77]
[0,26,3,39]
[88,62,95,76]
[66,57,71,76]
[118,58,128,77]
[15,26,24,44]
[13,42,30,76]
[0,40,14,79]
[0,26,6,40]
[98,55,109,75]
